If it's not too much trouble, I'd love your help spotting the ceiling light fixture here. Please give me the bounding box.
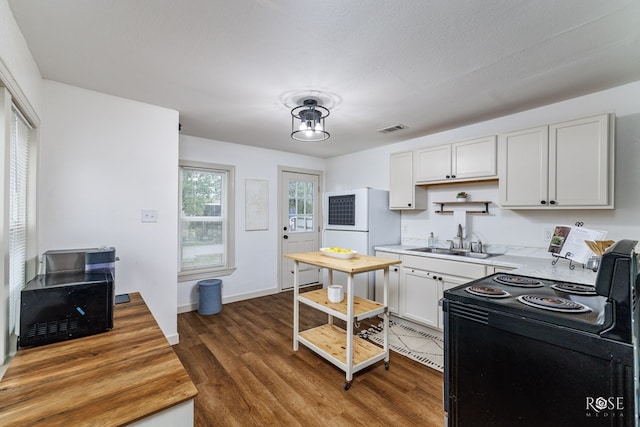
[290,99,330,142]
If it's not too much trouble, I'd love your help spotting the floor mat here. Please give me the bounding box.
[360,320,444,372]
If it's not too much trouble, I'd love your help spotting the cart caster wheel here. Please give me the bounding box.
[343,381,351,390]
[385,362,390,370]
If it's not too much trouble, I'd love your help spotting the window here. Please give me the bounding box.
[178,161,235,281]
[8,105,31,338]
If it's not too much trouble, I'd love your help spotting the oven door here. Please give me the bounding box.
[444,299,634,426]
[324,189,369,231]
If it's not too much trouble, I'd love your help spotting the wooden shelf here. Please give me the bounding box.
[433,200,491,214]
[298,324,385,370]
[298,289,386,322]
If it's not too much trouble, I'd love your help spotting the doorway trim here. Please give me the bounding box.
[277,166,324,291]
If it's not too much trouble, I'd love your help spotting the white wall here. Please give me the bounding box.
[0,0,42,118]
[39,81,180,342]
[178,135,325,311]
[0,0,42,365]
[326,81,640,249]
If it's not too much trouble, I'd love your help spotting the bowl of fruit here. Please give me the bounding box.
[320,247,357,259]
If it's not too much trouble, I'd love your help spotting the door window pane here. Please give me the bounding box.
[288,180,314,232]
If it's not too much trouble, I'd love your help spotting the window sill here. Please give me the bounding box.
[178,267,237,283]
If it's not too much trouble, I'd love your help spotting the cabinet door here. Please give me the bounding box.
[401,268,440,328]
[451,136,497,180]
[415,145,451,183]
[389,151,427,210]
[437,274,471,328]
[498,126,549,207]
[374,251,401,314]
[549,114,611,207]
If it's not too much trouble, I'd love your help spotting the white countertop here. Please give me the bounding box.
[374,244,599,286]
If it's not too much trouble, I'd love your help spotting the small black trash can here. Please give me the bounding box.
[197,279,222,315]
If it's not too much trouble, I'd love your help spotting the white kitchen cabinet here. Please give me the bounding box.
[499,114,613,209]
[399,254,486,329]
[389,151,427,210]
[375,251,401,314]
[402,267,440,327]
[415,136,497,184]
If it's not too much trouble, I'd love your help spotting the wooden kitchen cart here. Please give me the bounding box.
[285,251,402,390]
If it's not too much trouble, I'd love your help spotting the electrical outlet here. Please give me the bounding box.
[544,229,553,241]
[141,209,158,223]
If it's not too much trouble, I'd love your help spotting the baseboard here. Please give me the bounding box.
[166,333,179,346]
[177,287,280,314]
[177,303,198,314]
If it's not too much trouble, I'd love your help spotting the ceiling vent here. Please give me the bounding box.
[377,124,408,134]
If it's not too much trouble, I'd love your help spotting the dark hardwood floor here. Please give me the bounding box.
[173,286,445,426]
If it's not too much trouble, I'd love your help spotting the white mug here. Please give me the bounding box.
[327,285,344,303]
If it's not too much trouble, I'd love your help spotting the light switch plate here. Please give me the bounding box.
[141,209,158,223]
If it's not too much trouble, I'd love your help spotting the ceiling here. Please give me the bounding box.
[8,0,640,158]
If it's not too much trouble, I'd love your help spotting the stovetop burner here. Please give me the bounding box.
[550,282,597,295]
[517,295,591,313]
[493,275,544,288]
[465,286,510,298]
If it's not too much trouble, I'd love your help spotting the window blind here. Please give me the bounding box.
[9,105,31,335]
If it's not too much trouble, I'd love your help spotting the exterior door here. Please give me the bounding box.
[280,170,321,290]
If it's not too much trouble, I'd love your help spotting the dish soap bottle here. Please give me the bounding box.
[428,232,436,248]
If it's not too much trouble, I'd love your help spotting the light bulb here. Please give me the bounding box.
[315,122,323,131]
[305,129,313,137]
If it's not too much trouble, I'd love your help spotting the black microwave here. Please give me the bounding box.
[19,271,114,348]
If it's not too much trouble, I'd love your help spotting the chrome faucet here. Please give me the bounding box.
[456,224,464,249]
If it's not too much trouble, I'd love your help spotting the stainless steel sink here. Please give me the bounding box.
[408,247,498,259]
[408,247,455,255]
[456,252,494,259]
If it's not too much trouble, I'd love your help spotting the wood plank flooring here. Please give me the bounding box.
[173,286,445,426]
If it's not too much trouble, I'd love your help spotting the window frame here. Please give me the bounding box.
[1,86,38,369]
[178,160,236,282]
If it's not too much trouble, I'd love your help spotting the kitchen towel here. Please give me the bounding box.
[453,209,467,243]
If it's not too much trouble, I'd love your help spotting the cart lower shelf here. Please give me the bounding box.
[297,289,386,321]
[297,324,387,372]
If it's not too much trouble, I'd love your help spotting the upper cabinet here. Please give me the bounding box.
[499,114,613,209]
[389,151,427,210]
[415,136,497,184]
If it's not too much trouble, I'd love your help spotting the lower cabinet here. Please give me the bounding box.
[399,254,487,329]
[402,268,439,327]
[374,251,401,314]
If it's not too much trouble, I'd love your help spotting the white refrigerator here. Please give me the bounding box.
[323,188,401,299]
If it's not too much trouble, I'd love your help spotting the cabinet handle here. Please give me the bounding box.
[451,175,456,179]
[445,175,450,179]
[540,200,547,205]
[408,203,412,207]
[549,200,556,205]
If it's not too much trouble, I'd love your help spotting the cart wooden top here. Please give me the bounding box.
[285,251,401,274]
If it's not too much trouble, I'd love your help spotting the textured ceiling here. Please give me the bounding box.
[8,0,640,158]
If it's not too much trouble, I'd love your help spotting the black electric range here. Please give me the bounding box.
[446,273,609,333]
[443,240,639,426]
